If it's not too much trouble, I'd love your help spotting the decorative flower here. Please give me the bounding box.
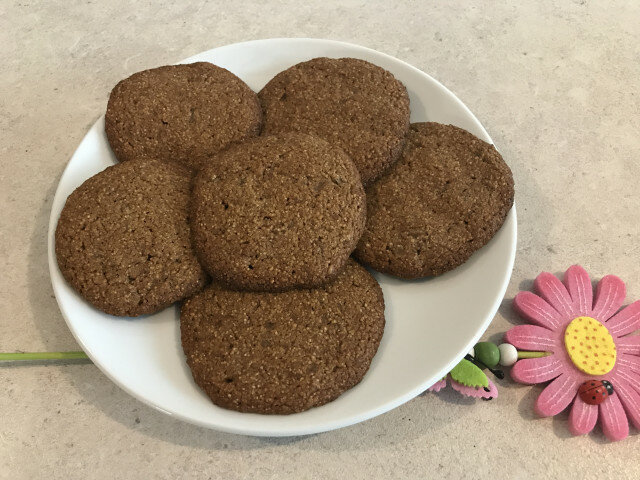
[428,345,500,400]
[505,265,640,441]
[428,366,498,400]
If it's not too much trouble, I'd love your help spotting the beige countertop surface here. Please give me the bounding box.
[2,1,639,478]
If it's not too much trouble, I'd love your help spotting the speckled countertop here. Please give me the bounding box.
[1,1,639,478]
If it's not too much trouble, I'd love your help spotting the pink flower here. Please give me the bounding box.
[505,265,640,441]
[428,373,498,400]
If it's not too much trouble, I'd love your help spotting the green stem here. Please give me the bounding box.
[517,350,551,359]
[0,351,89,361]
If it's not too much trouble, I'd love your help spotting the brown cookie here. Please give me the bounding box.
[191,133,366,291]
[105,62,262,171]
[259,57,410,185]
[354,122,514,278]
[55,158,207,316]
[180,260,385,414]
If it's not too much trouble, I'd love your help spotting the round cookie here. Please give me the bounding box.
[259,57,410,185]
[55,158,207,317]
[105,62,262,171]
[191,133,366,292]
[180,260,385,414]
[354,122,514,278]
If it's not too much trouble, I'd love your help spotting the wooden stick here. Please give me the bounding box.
[0,351,89,361]
[517,351,551,359]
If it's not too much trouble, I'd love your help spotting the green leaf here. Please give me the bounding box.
[450,359,489,388]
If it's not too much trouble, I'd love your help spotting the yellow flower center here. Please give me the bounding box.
[564,316,616,375]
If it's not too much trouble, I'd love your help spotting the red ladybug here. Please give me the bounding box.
[578,380,614,405]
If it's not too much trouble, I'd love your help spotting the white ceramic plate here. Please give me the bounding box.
[48,38,516,437]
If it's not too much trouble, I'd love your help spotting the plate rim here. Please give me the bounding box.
[47,37,517,436]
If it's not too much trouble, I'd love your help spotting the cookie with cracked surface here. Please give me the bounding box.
[258,57,410,185]
[180,259,385,414]
[55,158,207,316]
[354,122,514,278]
[105,62,262,170]
[191,133,366,291]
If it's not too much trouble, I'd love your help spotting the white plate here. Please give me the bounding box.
[48,38,516,437]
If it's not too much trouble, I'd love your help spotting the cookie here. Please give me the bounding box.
[258,57,410,185]
[191,133,366,291]
[180,260,385,414]
[105,62,262,170]
[354,122,514,278]
[55,158,207,316]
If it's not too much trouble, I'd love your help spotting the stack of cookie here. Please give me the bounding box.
[55,58,513,414]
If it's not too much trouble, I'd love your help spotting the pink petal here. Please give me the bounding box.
[511,355,565,385]
[592,275,626,322]
[563,265,594,316]
[504,325,555,351]
[616,368,640,395]
[534,272,575,318]
[568,394,598,435]
[617,354,640,375]
[613,377,640,429]
[607,301,640,337]
[513,291,561,330]
[427,378,447,392]
[599,393,629,441]
[535,373,580,417]
[451,378,498,399]
[617,335,640,356]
